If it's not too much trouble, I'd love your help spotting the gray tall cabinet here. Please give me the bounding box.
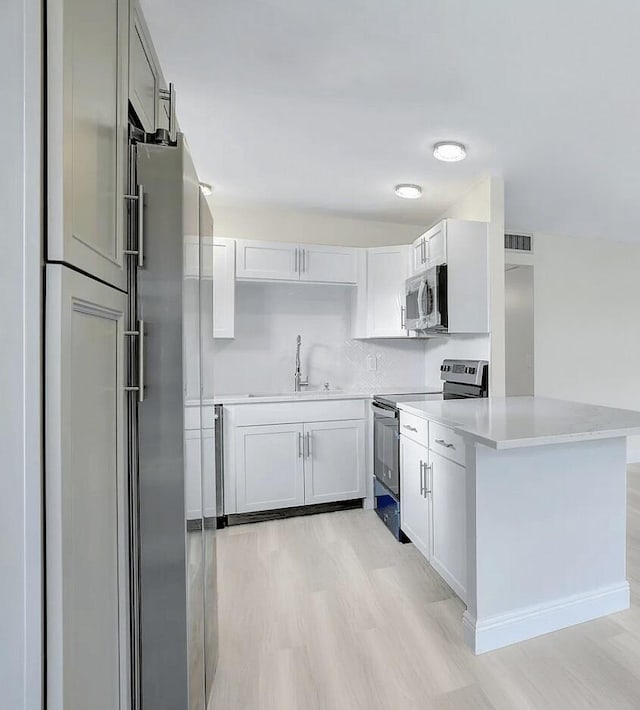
[45,0,131,707]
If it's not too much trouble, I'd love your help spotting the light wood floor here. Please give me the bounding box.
[209,465,640,709]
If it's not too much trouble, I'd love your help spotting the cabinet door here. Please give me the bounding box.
[129,7,158,133]
[426,222,447,267]
[47,0,129,290]
[303,419,365,504]
[213,238,236,338]
[400,435,431,559]
[45,265,130,710]
[299,244,357,284]
[235,239,299,281]
[411,235,427,275]
[430,450,467,601]
[235,424,305,512]
[367,245,410,337]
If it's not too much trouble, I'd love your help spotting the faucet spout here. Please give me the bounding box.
[294,334,308,392]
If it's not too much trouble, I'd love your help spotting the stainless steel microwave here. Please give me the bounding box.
[405,265,448,332]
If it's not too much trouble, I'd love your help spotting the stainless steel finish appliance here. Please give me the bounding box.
[372,391,442,539]
[129,130,216,709]
[214,404,225,521]
[372,360,488,540]
[405,265,448,332]
[441,358,489,399]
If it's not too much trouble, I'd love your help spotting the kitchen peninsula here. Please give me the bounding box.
[397,396,640,654]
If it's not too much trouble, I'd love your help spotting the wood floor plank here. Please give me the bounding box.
[209,467,640,709]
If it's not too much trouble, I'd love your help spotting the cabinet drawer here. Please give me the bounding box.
[429,422,465,467]
[399,411,428,445]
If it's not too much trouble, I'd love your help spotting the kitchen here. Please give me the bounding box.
[6,2,640,710]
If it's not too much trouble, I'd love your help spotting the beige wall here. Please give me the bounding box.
[208,201,426,247]
[512,232,640,461]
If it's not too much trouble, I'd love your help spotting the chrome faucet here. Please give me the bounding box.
[294,335,309,392]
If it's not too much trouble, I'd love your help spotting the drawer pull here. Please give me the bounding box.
[403,425,418,433]
[435,438,455,449]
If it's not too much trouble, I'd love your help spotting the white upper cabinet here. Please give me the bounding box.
[366,245,411,337]
[303,419,365,504]
[235,239,298,281]
[129,6,159,134]
[213,238,235,339]
[426,221,446,266]
[47,0,129,291]
[412,234,428,274]
[235,239,357,284]
[299,244,357,284]
[410,221,447,276]
[351,244,413,338]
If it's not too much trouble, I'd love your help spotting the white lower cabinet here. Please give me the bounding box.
[229,402,366,514]
[429,450,467,602]
[400,435,431,559]
[235,423,306,513]
[303,420,365,504]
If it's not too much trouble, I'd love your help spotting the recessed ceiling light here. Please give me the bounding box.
[199,182,213,196]
[394,184,423,199]
[433,142,467,162]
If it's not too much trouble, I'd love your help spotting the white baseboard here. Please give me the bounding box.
[463,582,630,654]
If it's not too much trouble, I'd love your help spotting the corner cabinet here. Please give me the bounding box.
[47,0,129,291]
[351,245,413,338]
[235,239,357,284]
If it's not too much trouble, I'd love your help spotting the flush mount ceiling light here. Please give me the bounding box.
[199,182,213,196]
[394,184,423,199]
[433,141,467,162]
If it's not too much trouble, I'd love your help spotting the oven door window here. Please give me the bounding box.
[373,408,399,497]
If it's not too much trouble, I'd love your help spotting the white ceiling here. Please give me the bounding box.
[142,0,640,240]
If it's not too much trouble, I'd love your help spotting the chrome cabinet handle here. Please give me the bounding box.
[403,424,418,433]
[305,431,311,458]
[294,247,299,273]
[298,431,303,458]
[123,184,144,268]
[124,319,144,402]
[400,305,405,329]
[423,462,433,496]
[302,248,306,273]
[435,438,455,449]
[419,460,424,496]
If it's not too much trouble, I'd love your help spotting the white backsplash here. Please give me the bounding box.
[201,281,429,397]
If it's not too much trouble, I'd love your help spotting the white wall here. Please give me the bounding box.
[0,0,42,708]
[505,265,534,395]
[209,201,425,247]
[202,281,429,395]
[531,232,640,460]
[424,176,504,388]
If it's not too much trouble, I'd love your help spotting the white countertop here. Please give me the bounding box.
[398,396,640,449]
[186,385,442,407]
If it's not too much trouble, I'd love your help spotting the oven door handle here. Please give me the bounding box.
[371,402,398,418]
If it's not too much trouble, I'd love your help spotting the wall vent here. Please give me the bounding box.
[505,232,533,252]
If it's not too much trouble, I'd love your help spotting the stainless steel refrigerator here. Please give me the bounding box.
[128,129,218,710]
